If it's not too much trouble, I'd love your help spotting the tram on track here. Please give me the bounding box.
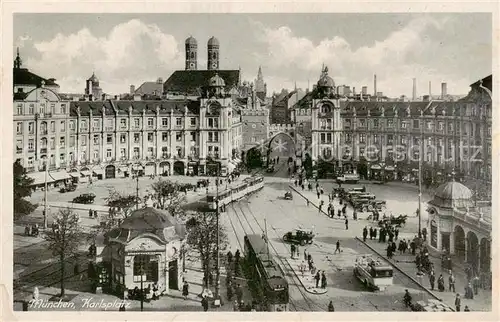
[206,175,264,210]
[244,234,289,312]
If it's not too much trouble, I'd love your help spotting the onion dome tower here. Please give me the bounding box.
[207,36,220,70]
[185,36,198,70]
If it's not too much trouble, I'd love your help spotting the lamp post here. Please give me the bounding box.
[140,263,144,312]
[133,163,141,210]
[214,165,221,305]
[43,156,48,229]
[418,101,434,238]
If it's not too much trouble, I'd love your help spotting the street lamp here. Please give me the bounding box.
[214,166,221,306]
[42,156,49,229]
[418,101,434,238]
[132,163,142,210]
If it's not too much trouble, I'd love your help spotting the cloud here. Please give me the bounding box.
[24,19,182,94]
[255,16,472,97]
[15,35,32,49]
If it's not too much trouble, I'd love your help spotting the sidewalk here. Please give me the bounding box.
[360,236,492,311]
[285,257,327,295]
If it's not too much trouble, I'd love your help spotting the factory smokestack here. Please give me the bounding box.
[412,78,416,101]
[429,81,432,97]
[374,74,377,96]
[441,83,447,99]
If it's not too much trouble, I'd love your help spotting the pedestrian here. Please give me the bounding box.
[233,300,239,311]
[182,281,189,300]
[320,188,324,195]
[315,271,320,288]
[429,272,435,291]
[369,227,373,240]
[449,273,456,293]
[373,228,377,241]
[317,191,320,199]
[291,244,296,259]
[304,250,308,261]
[296,245,300,258]
[455,294,461,312]
[464,305,470,312]
[335,240,341,254]
[321,271,327,288]
[89,209,93,218]
[473,275,480,295]
[438,274,445,292]
[328,300,335,312]
[119,303,126,311]
[362,227,368,242]
[227,251,233,265]
[202,295,209,312]
[236,284,243,304]
[395,228,399,240]
[345,217,349,230]
[306,199,309,207]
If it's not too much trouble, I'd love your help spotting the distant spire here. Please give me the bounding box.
[294,81,297,91]
[257,66,263,79]
[14,47,22,69]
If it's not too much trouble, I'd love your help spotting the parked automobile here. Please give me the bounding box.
[72,193,96,204]
[59,184,77,193]
[283,228,314,246]
[353,199,387,212]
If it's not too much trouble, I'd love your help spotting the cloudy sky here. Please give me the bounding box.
[13,13,491,97]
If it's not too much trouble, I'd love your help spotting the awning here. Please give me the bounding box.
[81,170,92,176]
[69,172,80,178]
[49,170,71,181]
[93,168,104,176]
[27,171,55,186]
[371,164,382,170]
[132,165,143,171]
[119,166,129,172]
[385,166,395,171]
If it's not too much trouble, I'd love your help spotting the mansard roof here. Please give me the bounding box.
[340,101,473,118]
[70,99,200,116]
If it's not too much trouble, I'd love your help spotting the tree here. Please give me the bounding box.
[100,190,139,233]
[13,160,37,219]
[43,208,84,298]
[150,179,187,218]
[186,211,228,289]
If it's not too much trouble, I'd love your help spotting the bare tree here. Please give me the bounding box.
[98,189,139,234]
[186,211,228,289]
[150,179,187,218]
[43,208,85,298]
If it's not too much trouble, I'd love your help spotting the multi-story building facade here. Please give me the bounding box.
[14,74,243,184]
[291,68,492,192]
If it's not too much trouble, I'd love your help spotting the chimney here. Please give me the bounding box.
[441,82,447,99]
[429,81,432,97]
[130,85,135,94]
[412,78,416,101]
[353,87,356,96]
[374,74,377,96]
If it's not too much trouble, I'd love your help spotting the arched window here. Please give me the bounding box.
[321,104,332,114]
[213,52,217,60]
[190,52,195,59]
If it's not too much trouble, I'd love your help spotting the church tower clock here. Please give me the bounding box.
[207,36,220,70]
[185,36,198,70]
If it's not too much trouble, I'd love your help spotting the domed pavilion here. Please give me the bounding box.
[426,180,491,274]
[102,205,186,297]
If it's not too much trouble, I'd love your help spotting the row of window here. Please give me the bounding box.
[15,103,67,116]
[342,133,481,146]
[15,116,226,135]
[342,118,491,135]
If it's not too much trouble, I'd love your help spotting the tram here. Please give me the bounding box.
[244,234,289,311]
[206,175,264,210]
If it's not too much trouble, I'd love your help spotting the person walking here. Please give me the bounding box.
[315,271,321,288]
[291,244,296,259]
[438,274,445,292]
[202,295,209,311]
[304,250,308,261]
[473,275,480,295]
[182,281,189,300]
[345,217,349,230]
[449,273,456,293]
[321,271,327,289]
[335,240,341,254]
[362,227,368,242]
[429,272,435,291]
[464,305,470,312]
[454,294,461,312]
[328,300,335,312]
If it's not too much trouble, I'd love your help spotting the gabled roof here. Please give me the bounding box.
[70,99,200,116]
[14,68,59,87]
[163,70,240,96]
[134,81,163,96]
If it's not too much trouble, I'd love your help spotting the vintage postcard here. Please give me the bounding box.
[1,1,498,321]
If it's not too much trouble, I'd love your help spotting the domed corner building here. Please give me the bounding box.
[101,206,187,297]
[426,180,492,273]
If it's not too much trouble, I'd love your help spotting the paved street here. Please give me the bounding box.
[285,180,492,311]
[221,183,435,311]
